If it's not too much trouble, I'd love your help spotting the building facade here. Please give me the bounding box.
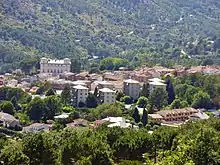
[156,108,198,122]
[72,85,89,107]
[99,88,116,104]
[123,79,141,100]
[40,57,71,74]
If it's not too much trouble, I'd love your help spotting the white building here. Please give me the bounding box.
[99,88,116,104]
[188,111,210,122]
[102,117,138,128]
[40,57,71,74]
[123,79,141,100]
[72,85,89,107]
[149,78,166,94]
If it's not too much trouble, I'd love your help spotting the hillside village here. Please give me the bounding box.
[1,57,219,134]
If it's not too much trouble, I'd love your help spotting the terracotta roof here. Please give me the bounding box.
[73,85,88,90]
[157,108,198,117]
[99,88,116,93]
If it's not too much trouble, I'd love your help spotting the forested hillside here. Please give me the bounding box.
[1,0,220,72]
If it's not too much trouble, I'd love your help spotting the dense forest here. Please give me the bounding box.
[1,0,220,72]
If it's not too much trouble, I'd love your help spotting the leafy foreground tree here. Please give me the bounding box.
[1,119,220,165]
[0,141,30,165]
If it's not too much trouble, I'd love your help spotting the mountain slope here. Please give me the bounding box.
[1,0,220,72]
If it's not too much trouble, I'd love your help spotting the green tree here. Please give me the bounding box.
[23,133,46,165]
[62,105,74,113]
[118,160,142,165]
[45,88,55,96]
[141,108,148,126]
[137,96,148,108]
[36,86,44,95]
[36,81,51,95]
[100,57,129,70]
[185,86,201,105]
[71,59,81,73]
[16,112,31,126]
[166,79,175,104]
[99,103,123,118]
[149,88,168,111]
[116,91,125,101]
[0,101,14,115]
[170,98,182,109]
[132,107,140,123]
[94,87,99,97]
[86,94,98,108]
[192,91,211,109]
[175,84,188,99]
[26,97,48,121]
[120,96,132,104]
[61,85,71,105]
[10,96,19,111]
[0,141,30,165]
[44,96,62,120]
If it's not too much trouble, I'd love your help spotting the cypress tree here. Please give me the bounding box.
[132,107,140,123]
[166,79,175,104]
[94,87,98,97]
[141,108,148,126]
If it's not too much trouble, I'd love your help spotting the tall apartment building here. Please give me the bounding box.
[72,85,89,107]
[99,88,116,104]
[123,79,141,100]
[40,57,71,74]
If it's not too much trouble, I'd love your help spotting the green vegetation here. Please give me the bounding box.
[173,73,220,109]
[1,118,220,164]
[1,0,220,73]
